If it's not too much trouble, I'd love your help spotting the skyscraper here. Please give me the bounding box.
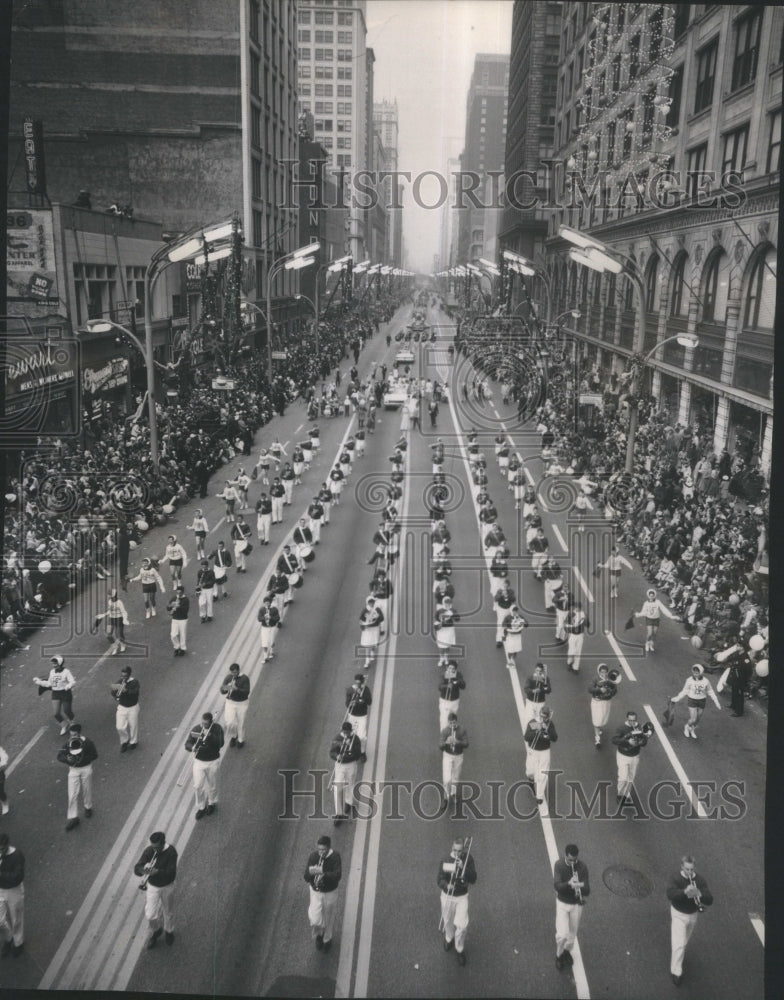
[374,99,402,265]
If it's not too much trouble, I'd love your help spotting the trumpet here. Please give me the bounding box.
[530,710,553,751]
[568,859,584,905]
[439,836,473,930]
[312,853,326,889]
[686,870,705,912]
[139,848,159,891]
[111,677,127,701]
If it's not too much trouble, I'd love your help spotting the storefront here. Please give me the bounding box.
[689,384,717,436]
[82,356,130,419]
[4,337,79,436]
[728,399,764,465]
[658,372,680,423]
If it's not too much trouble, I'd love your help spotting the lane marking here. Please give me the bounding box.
[604,630,638,683]
[572,566,595,605]
[749,913,765,946]
[5,726,47,777]
[552,525,568,552]
[642,704,709,819]
[208,516,226,535]
[294,422,303,433]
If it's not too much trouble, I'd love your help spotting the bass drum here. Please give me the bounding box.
[288,572,304,589]
[298,544,315,563]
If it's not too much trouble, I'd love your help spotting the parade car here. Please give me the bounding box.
[383,377,409,409]
[395,347,415,365]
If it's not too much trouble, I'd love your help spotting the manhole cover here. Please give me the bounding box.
[603,865,653,898]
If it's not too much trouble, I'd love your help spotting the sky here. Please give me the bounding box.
[366,0,514,274]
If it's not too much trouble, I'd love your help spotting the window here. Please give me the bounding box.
[251,106,261,148]
[299,65,311,78]
[299,48,311,62]
[298,29,311,43]
[338,12,352,25]
[73,264,117,325]
[315,65,333,78]
[315,101,333,114]
[336,101,350,114]
[641,88,655,147]
[337,85,352,98]
[252,157,261,199]
[687,143,708,196]
[648,7,663,62]
[337,154,351,167]
[321,136,333,149]
[314,48,333,61]
[337,48,352,61]
[731,9,762,91]
[577,48,584,82]
[252,210,262,248]
[337,66,352,79]
[743,249,776,329]
[670,253,689,317]
[314,10,334,25]
[250,52,260,95]
[622,108,634,158]
[623,275,635,311]
[766,109,782,173]
[702,250,727,322]
[616,6,625,32]
[337,137,350,149]
[607,119,616,165]
[567,62,573,94]
[300,84,311,96]
[315,83,333,97]
[249,0,260,40]
[298,9,311,24]
[314,119,333,131]
[125,266,145,319]
[722,124,749,177]
[694,40,717,113]
[668,65,683,127]
[629,34,641,81]
[337,30,352,43]
[611,53,621,92]
[645,257,659,311]
[673,4,690,38]
[314,30,333,43]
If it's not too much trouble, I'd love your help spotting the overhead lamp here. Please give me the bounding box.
[292,241,320,259]
[84,319,114,334]
[568,248,607,273]
[190,244,234,267]
[676,334,699,349]
[285,255,316,271]
[558,225,605,251]
[167,221,238,262]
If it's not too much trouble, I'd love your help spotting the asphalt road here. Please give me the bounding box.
[0,301,765,999]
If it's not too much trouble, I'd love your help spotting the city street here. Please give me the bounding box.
[0,302,765,999]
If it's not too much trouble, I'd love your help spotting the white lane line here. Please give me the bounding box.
[5,726,47,777]
[642,704,709,819]
[208,516,226,535]
[552,525,568,552]
[749,913,765,946]
[604,631,638,683]
[572,566,595,605]
[295,422,303,433]
[525,467,536,486]
[492,406,501,419]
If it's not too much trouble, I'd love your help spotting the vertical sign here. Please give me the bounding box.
[24,117,47,196]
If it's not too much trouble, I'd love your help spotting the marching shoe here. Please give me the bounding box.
[315,934,324,951]
[65,818,80,831]
[85,808,92,818]
[128,743,138,751]
[151,607,157,617]
[456,951,466,966]
[443,938,454,952]
[555,953,564,971]
[147,928,163,950]
[671,974,682,986]
[562,950,573,966]
[11,943,23,957]
[59,721,70,735]
[195,809,206,820]
[683,725,691,739]
[121,742,129,753]
[236,741,244,747]
[1,940,12,957]
[323,940,332,953]
[206,804,215,815]
[165,932,175,946]
[230,737,237,747]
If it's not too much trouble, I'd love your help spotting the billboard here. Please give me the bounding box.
[7,209,59,303]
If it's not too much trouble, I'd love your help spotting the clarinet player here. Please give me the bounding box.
[304,835,342,952]
[438,711,469,809]
[437,836,477,966]
[524,705,557,810]
[553,844,589,971]
[666,855,713,986]
[134,831,178,950]
[111,665,140,752]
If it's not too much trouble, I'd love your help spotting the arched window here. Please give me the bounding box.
[645,255,659,312]
[670,251,689,317]
[702,248,728,322]
[743,246,776,329]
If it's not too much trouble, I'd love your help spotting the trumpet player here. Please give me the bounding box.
[553,844,590,971]
[166,585,190,657]
[493,580,516,646]
[304,835,342,952]
[565,601,589,674]
[220,663,250,748]
[588,663,620,748]
[611,710,650,803]
[670,664,722,740]
[346,674,373,760]
[185,712,224,820]
[438,661,466,730]
[666,855,713,986]
[437,837,477,966]
[57,723,98,831]
[257,594,281,662]
[195,560,216,623]
[329,722,362,825]
[523,663,551,729]
[133,831,178,949]
[524,705,557,808]
[112,665,140,752]
[439,712,469,805]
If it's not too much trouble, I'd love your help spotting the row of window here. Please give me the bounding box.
[298,8,354,25]
[299,65,353,80]
[297,29,353,43]
[299,47,354,62]
[299,86,353,104]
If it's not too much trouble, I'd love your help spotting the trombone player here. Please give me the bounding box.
[220,663,250,748]
[611,710,652,803]
[329,722,362,825]
[524,705,557,808]
[133,831,178,949]
[437,836,477,966]
[184,712,224,820]
[111,665,140,752]
[553,844,590,971]
[666,855,713,986]
[438,711,469,807]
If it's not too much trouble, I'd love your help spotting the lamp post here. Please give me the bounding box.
[294,292,319,358]
[265,242,320,384]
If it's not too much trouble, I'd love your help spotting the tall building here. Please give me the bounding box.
[6,0,302,337]
[546,2,779,474]
[438,136,463,269]
[456,53,510,266]
[500,2,563,280]
[374,99,403,265]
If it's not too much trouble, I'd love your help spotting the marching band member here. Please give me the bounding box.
[195,559,216,623]
[304,835,342,952]
[277,546,301,605]
[565,601,589,673]
[166,585,190,656]
[367,523,390,568]
[300,437,313,470]
[292,444,305,484]
[512,465,527,509]
[666,855,713,986]
[111,665,140,752]
[318,483,333,524]
[431,519,451,558]
[230,515,252,573]
[292,518,314,572]
[386,520,401,567]
[501,605,528,669]
[670,664,722,740]
[588,663,619,747]
[528,526,550,579]
[506,452,521,492]
[159,535,188,585]
[267,568,291,619]
[359,597,384,668]
[369,569,393,625]
[439,711,469,804]
[431,438,445,474]
[220,662,250,748]
[129,558,166,619]
[541,557,564,611]
[634,588,676,653]
[307,496,324,544]
[437,837,477,967]
[270,477,286,523]
[478,499,499,542]
[354,427,366,458]
[185,509,208,560]
[257,594,281,661]
[185,712,224,819]
[216,480,241,524]
[438,661,466,730]
[524,705,557,808]
[525,507,544,547]
[34,655,76,734]
[235,468,251,509]
[0,832,25,957]
[598,546,633,599]
[308,425,321,454]
[553,587,571,644]
[328,465,344,506]
[571,490,590,532]
[493,580,516,646]
[489,544,510,596]
[434,596,459,667]
[553,844,590,971]
[255,493,272,545]
[611,710,651,803]
[208,540,232,599]
[134,831,177,949]
[270,436,288,466]
[94,589,130,655]
[255,446,272,484]
[523,662,551,728]
[57,723,98,831]
[329,721,362,824]
[281,462,296,504]
[346,674,373,760]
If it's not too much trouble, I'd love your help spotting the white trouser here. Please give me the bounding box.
[544,579,562,609]
[670,906,698,975]
[257,514,271,541]
[145,883,175,933]
[309,886,339,943]
[67,765,93,819]
[591,699,611,729]
[260,625,277,651]
[322,501,330,523]
[333,760,358,814]
[526,747,551,800]
[309,518,321,542]
[616,752,639,797]
[531,551,546,574]
[556,898,582,955]
[171,619,188,650]
[234,541,246,570]
[116,704,139,745]
[284,482,294,502]
[213,570,227,595]
[224,700,248,742]
[522,699,544,733]
[348,713,368,751]
[439,698,459,731]
[0,885,25,945]
[198,590,214,619]
[567,632,584,667]
[192,758,219,808]
[555,608,568,640]
[271,498,284,521]
[356,439,365,456]
[440,891,469,951]
[442,752,464,797]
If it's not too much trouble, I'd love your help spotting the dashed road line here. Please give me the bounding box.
[552,524,568,552]
[5,726,47,777]
[642,703,709,819]
[604,630,638,682]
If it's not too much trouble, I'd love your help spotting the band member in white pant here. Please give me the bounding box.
[611,710,650,803]
[666,855,713,986]
[439,713,469,803]
[493,581,516,646]
[220,663,250,748]
[565,603,589,673]
[0,833,25,956]
[134,831,177,949]
[437,837,477,966]
[553,844,589,971]
[185,713,224,820]
[522,663,551,730]
[111,666,140,752]
[438,662,466,730]
[346,674,372,760]
[255,494,272,545]
[524,706,557,808]
[588,664,619,747]
[57,724,98,831]
[196,561,216,623]
[329,723,362,824]
[257,594,280,661]
[305,836,342,952]
[166,586,189,657]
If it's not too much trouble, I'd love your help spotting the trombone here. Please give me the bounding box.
[138,848,159,891]
[439,836,473,931]
[176,717,216,787]
[327,729,354,792]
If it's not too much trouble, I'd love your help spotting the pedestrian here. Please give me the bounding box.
[0,746,8,816]
[304,835,342,952]
[129,558,166,619]
[257,594,281,661]
[524,705,557,809]
[345,673,372,760]
[634,588,676,653]
[565,602,589,674]
[438,661,466,730]
[134,831,177,949]
[270,477,286,523]
[434,596,459,667]
[94,589,130,655]
[501,605,528,669]
[166,585,190,657]
[359,597,384,668]
[329,721,362,825]
[670,664,721,740]
[598,546,633,599]
[111,665,140,752]
[57,723,98,830]
[437,836,476,967]
[522,662,551,729]
[0,833,25,957]
[159,535,188,586]
[588,663,619,748]
[439,711,469,806]
[553,844,589,971]
[611,710,651,803]
[186,509,209,561]
[231,515,252,573]
[33,654,76,734]
[220,662,250,748]
[667,854,713,985]
[185,712,224,819]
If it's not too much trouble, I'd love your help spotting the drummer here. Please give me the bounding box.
[277,546,301,603]
[292,518,314,573]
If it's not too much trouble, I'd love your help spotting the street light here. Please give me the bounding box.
[266,242,320,383]
[294,292,320,359]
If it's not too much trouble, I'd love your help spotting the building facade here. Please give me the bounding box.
[545,2,779,474]
[374,99,403,265]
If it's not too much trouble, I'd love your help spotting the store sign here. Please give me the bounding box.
[5,341,77,395]
[271,351,287,360]
[579,393,604,407]
[212,377,236,390]
[83,357,129,394]
[23,117,47,195]
[6,209,59,302]
[185,261,203,293]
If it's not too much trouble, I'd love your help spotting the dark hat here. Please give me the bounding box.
[121,666,132,675]
[150,831,165,845]
[341,721,353,732]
